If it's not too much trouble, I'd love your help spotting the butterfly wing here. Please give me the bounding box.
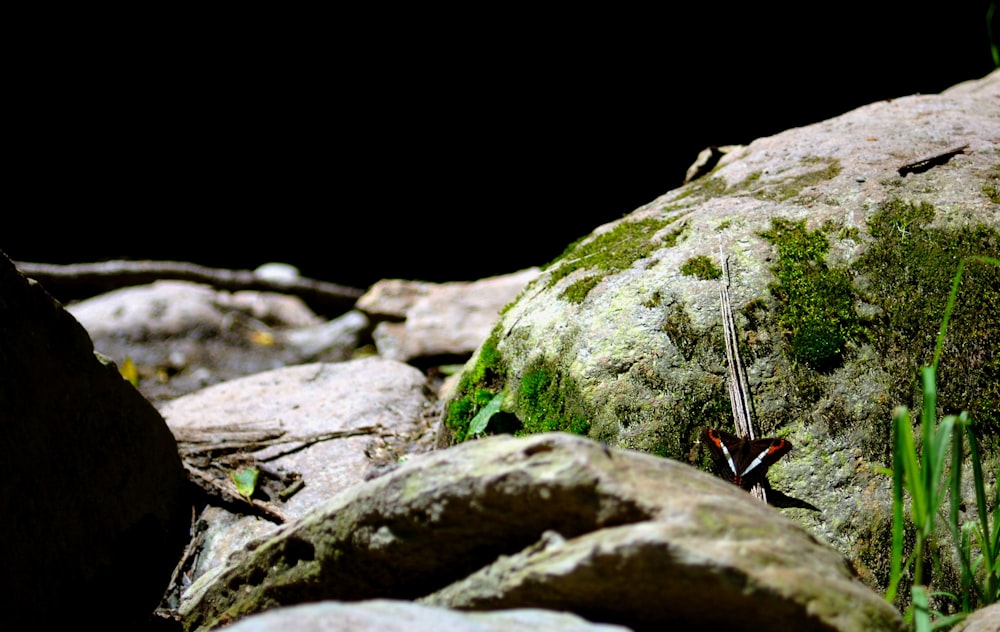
[702,427,792,490]
[702,428,742,482]
[735,436,793,490]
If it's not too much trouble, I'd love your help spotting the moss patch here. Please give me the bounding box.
[983,164,1000,204]
[751,157,842,202]
[759,218,860,369]
[854,198,1000,440]
[516,364,590,436]
[680,255,722,280]
[444,334,508,442]
[543,214,686,303]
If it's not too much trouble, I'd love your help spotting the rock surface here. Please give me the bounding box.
[66,280,370,404]
[178,432,904,632]
[220,600,630,632]
[952,601,1000,632]
[159,357,436,587]
[9,72,998,632]
[0,252,192,627]
[358,268,540,363]
[441,69,1000,598]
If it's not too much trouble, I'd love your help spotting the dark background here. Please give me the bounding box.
[7,5,998,292]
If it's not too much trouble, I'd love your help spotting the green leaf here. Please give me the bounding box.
[468,390,505,436]
[231,468,259,501]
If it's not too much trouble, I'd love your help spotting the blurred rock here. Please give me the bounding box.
[358,268,539,363]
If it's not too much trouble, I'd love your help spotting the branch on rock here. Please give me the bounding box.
[14,259,365,316]
[174,422,379,524]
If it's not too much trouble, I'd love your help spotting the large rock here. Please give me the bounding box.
[440,69,1000,598]
[178,432,903,631]
[0,252,192,627]
[160,357,436,587]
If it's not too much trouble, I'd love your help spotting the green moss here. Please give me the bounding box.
[516,365,590,436]
[678,156,840,206]
[662,302,699,361]
[759,218,860,369]
[642,289,666,309]
[562,275,603,304]
[838,226,861,241]
[445,334,508,442]
[854,198,1000,440]
[543,214,686,302]
[690,175,730,199]
[680,255,722,280]
[636,376,729,459]
[751,157,842,202]
[983,164,1000,204]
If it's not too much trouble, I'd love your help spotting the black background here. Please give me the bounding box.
[7,5,998,291]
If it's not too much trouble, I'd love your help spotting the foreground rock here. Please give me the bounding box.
[221,600,629,632]
[953,602,1000,632]
[179,432,903,631]
[441,69,1000,600]
[0,253,192,627]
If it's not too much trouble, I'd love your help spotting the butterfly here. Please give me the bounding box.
[701,427,792,491]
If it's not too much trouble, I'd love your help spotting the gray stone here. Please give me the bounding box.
[222,599,631,632]
[178,432,902,632]
[161,357,435,584]
[441,69,1000,600]
[952,602,1000,632]
[0,252,191,627]
[66,280,366,404]
[359,268,540,362]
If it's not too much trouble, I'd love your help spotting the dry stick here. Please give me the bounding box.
[14,259,365,314]
[719,244,767,503]
[175,425,380,524]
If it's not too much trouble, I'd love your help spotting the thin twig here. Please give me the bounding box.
[182,460,291,524]
[719,243,767,503]
[14,259,365,315]
[897,143,969,177]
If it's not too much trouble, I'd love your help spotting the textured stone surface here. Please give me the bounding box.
[441,69,1000,594]
[222,599,631,632]
[66,280,368,404]
[952,602,1000,632]
[179,433,902,632]
[360,268,539,362]
[161,357,435,583]
[0,253,191,627]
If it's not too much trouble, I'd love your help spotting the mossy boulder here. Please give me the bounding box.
[441,69,1000,604]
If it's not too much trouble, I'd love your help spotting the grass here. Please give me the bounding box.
[885,255,1000,630]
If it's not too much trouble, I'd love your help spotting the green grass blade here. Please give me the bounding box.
[887,406,911,603]
[912,585,932,632]
[931,259,965,369]
[948,415,964,532]
[918,366,940,531]
[966,418,1000,604]
[929,415,955,514]
[898,405,927,526]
